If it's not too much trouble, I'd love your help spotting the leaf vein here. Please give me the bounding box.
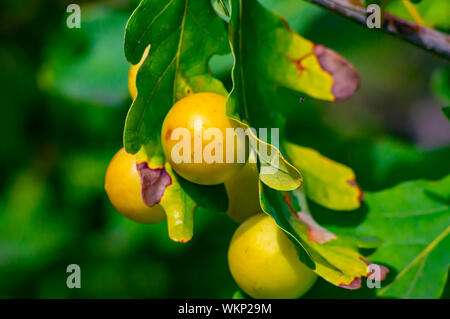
[379,225,450,296]
[132,0,177,60]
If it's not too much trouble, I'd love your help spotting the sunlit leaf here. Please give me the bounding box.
[122,0,230,242]
[226,0,359,191]
[124,0,229,153]
[284,142,363,210]
[233,120,302,191]
[322,175,450,298]
[259,184,315,269]
[135,144,228,242]
[260,186,388,287]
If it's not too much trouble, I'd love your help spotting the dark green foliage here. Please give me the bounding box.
[0,0,448,298]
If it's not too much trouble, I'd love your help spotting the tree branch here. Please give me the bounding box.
[304,0,450,60]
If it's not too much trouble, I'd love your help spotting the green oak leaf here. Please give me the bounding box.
[123,1,230,242]
[292,221,388,290]
[321,175,450,298]
[226,0,359,191]
[259,183,315,269]
[260,186,388,288]
[124,0,229,153]
[236,121,303,191]
[135,144,228,242]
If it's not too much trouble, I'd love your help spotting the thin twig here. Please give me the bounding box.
[303,0,450,60]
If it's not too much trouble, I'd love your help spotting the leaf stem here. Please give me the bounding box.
[303,0,450,60]
[401,0,426,27]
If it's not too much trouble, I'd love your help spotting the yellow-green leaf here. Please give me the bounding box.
[226,0,359,193]
[287,190,388,288]
[160,164,196,243]
[124,0,229,154]
[232,120,302,191]
[136,146,196,243]
[271,26,360,102]
[284,142,363,210]
[293,218,387,288]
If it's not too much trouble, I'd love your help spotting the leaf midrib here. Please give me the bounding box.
[173,0,188,104]
[129,0,188,148]
[377,206,448,218]
[378,225,450,296]
[129,0,177,62]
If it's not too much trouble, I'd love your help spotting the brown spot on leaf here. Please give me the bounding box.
[297,212,337,244]
[314,44,360,100]
[282,193,336,244]
[340,277,362,290]
[136,162,172,207]
[292,52,314,73]
[348,179,364,202]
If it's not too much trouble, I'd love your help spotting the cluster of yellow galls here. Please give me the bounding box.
[104,53,317,299]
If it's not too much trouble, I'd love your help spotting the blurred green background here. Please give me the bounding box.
[0,0,448,298]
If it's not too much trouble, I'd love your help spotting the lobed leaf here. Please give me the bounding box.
[122,0,230,242]
[134,142,228,243]
[227,0,359,114]
[226,0,359,191]
[124,0,229,153]
[260,186,388,288]
[233,120,302,191]
[324,175,450,298]
[291,222,388,289]
[134,145,195,242]
[259,184,315,269]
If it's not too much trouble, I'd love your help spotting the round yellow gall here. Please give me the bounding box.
[225,153,261,223]
[161,92,246,185]
[228,213,317,299]
[105,148,166,224]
